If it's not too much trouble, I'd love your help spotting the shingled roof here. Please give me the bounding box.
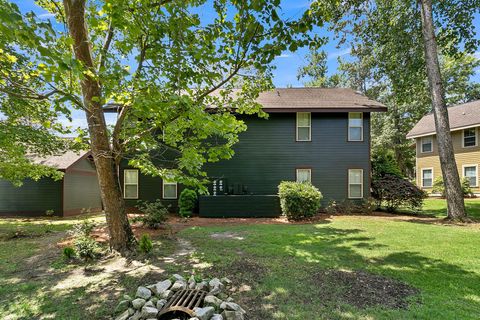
[407,100,480,139]
[103,87,386,113]
[30,150,91,170]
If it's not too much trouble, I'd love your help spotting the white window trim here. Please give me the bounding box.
[296,168,312,183]
[348,169,364,199]
[348,112,363,142]
[421,168,434,188]
[162,180,178,199]
[420,136,433,153]
[462,128,477,148]
[462,164,478,187]
[123,169,139,199]
[296,112,311,142]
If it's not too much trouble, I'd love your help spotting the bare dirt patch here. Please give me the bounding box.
[312,269,420,310]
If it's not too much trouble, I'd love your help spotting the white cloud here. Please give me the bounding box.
[277,54,291,58]
[327,48,350,60]
[38,13,55,19]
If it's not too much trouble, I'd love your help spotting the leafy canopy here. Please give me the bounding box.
[0,0,325,189]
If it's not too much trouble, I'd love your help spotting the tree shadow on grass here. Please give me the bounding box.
[183,224,480,319]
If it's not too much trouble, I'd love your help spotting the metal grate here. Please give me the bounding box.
[158,289,207,320]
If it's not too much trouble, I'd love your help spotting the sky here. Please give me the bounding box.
[9,0,480,130]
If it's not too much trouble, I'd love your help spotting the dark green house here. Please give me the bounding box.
[119,88,386,217]
[0,151,102,217]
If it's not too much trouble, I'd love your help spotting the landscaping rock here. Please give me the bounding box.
[195,281,208,291]
[128,311,142,320]
[135,286,152,300]
[172,274,185,281]
[221,310,244,320]
[204,295,223,308]
[209,278,224,290]
[115,300,130,314]
[131,298,146,310]
[220,277,232,285]
[115,309,130,320]
[151,280,172,295]
[171,280,187,291]
[143,300,155,308]
[188,275,196,289]
[141,306,158,318]
[188,318,200,320]
[211,314,224,320]
[156,299,167,310]
[160,289,173,299]
[193,306,215,320]
[220,302,246,314]
[123,294,133,301]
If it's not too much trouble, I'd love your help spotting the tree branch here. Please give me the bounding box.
[98,20,115,73]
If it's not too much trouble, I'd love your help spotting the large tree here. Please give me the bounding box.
[0,0,322,251]
[309,0,480,220]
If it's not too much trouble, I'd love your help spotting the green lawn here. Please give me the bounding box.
[0,206,479,319]
[180,217,480,319]
[420,198,480,219]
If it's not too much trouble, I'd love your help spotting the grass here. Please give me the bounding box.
[180,217,480,319]
[420,198,480,219]
[0,203,479,319]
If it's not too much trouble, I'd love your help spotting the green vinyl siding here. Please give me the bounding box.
[199,195,280,217]
[204,113,370,204]
[0,178,62,216]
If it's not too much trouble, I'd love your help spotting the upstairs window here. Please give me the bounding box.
[163,179,178,199]
[348,112,363,141]
[421,168,433,188]
[296,168,312,183]
[296,112,311,141]
[124,169,139,199]
[421,137,433,153]
[348,169,363,199]
[463,128,477,148]
[463,165,478,187]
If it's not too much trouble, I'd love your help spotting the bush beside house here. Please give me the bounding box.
[278,181,322,220]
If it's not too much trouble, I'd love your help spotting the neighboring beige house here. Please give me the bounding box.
[407,100,480,194]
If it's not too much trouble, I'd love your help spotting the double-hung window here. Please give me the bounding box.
[421,168,433,188]
[124,169,139,199]
[348,112,363,141]
[163,179,178,199]
[463,128,477,148]
[348,169,363,199]
[463,165,478,187]
[296,168,312,183]
[296,112,311,141]
[421,137,433,153]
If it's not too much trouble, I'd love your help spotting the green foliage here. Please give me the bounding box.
[138,234,153,254]
[178,189,197,218]
[325,198,376,215]
[0,0,322,190]
[70,220,101,262]
[62,246,75,259]
[433,176,475,198]
[45,209,55,217]
[134,199,168,228]
[372,174,427,213]
[371,151,403,179]
[278,181,322,220]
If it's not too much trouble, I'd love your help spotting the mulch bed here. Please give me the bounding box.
[312,269,420,310]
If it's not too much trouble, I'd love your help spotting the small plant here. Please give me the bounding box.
[278,181,322,220]
[178,189,197,218]
[432,176,475,198]
[134,199,168,228]
[461,177,475,198]
[69,220,101,262]
[139,234,153,253]
[325,200,338,215]
[63,246,76,259]
[45,209,55,217]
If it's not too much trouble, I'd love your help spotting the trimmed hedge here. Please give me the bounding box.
[278,181,322,220]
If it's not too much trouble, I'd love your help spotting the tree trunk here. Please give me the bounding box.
[64,0,136,250]
[419,0,466,220]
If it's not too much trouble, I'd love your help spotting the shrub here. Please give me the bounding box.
[139,234,153,253]
[372,174,427,212]
[63,246,76,259]
[69,220,101,262]
[432,176,475,198]
[134,199,168,228]
[278,181,322,220]
[324,198,376,215]
[371,151,403,179]
[45,209,55,217]
[178,189,197,218]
